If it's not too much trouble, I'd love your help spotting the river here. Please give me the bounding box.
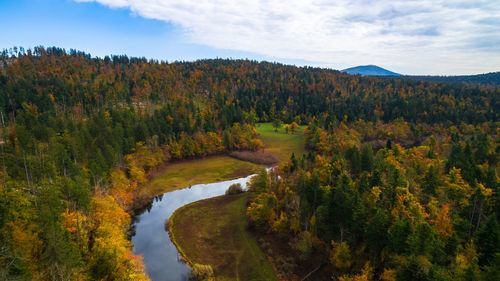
[131,174,256,281]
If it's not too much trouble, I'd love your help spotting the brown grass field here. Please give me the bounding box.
[169,194,277,281]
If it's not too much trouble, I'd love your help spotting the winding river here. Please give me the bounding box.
[131,174,256,281]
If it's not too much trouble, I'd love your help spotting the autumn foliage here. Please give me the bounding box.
[247,121,499,280]
[0,47,498,280]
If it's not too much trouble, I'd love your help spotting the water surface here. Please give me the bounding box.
[131,175,255,281]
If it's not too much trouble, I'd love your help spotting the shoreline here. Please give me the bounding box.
[129,154,261,213]
[166,193,278,281]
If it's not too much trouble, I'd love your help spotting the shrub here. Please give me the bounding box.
[330,241,352,272]
[189,264,214,281]
[225,183,243,195]
[164,219,170,231]
[290,231,312,260]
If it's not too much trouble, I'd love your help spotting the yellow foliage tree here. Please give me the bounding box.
[432,203,453,237]
[90,194,148,280]
[380,268,397,281]
[109,169,136,207]
[283,124,291,134]
[330,241,352,272]
[290,122,299,134]
[62,208,90,255]
[339,262,374,281]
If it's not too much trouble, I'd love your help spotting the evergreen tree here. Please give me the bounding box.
[475,215,500,266]
[272,118,282,132]
[422,165,439,195]
[389,216,413,254]
[361,145,374,172]
[346,145,361,176]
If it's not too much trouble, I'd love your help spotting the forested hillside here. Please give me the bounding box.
[405,72,500,87]
[0,47,498,280]
[248,120,499,280]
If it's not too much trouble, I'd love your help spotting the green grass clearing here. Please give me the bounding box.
[152,123,306,280]
[255,122,306,163]
[141,123,305,197]
[169,193,277,281]
[141,156,260,197]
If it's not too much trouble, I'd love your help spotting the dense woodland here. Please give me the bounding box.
[248,121,499,280]
[0,47,498,280]
[404,72,500,87]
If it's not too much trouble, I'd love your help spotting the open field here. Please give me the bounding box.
[156,123,305,279]
[255,122,306,163]
[141,122,305,198]
[228,150,279,165]
[140,156,261,197]
[169,193,277,281]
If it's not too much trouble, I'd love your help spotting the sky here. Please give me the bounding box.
[1,0,499,75]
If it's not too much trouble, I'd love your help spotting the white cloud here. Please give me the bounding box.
[75,0,500,74]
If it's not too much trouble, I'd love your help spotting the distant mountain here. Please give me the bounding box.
[342,65,401,76]
[342,65,500,86]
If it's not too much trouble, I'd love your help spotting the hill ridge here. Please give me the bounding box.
[342,65,401,76]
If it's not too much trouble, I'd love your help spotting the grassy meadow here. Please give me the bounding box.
[141,122,305,197]
[140,156,261,197]
[255,122,305,163]
[147,123,307,280]
[169,193,277,281]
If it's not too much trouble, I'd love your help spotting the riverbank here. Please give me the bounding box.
[132,122,305,279]
[158,123,305,280]
[168,193,277,281]
[143,155,261,196]
[129,155,260,211]
[133,122,305,210]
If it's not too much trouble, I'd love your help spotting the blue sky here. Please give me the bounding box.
[1,0,499,75]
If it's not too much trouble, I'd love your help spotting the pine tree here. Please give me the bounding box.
[361,145,374,172]
[272,118,282,132]
[422,165,439,195]
[475,215,500,266]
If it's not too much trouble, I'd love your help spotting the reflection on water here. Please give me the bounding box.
[131,175,255,281]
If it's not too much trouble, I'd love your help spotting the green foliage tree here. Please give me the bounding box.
[364,210,390,256]
[330,241,352,272]
[272,119,282,133]
[422,165,439,195]
[361,145,374,172]
[1,47,500,280]
[389,216,413,254]
[475,215,500,266]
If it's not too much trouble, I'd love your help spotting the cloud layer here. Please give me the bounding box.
[75,0,500,74]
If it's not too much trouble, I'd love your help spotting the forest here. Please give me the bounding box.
[404,72,500,87]
[0,47,498,280]
[247,120,499,280]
